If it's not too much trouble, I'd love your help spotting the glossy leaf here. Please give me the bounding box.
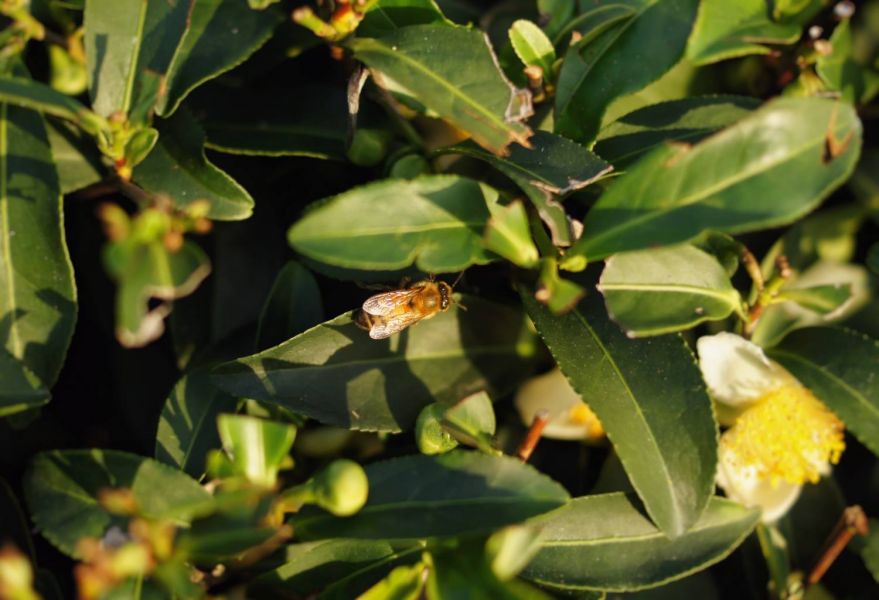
[0,104,77,387]
[438,131,611,245]
[349,24,532,155]
[212,296,538,432]
[509,20,556,74]
[156,1,282,116]
[288,175,496,272]
[769,327,879,457]
[216,413,296,487]
[522,292,717,537]
[155,369,239,478]
[570,97,862,261]
[0,349,48,418]
[0,77,105,135]
[599,245,744,337]
[291,451,569,539]
[521,494,760,592]
[133,109,254,221]
[442,390,496,452]
[256,260,323,350]
[250,539,424,598]
[685,0,801,66]
[24,449,211,557]
[554,0,699,144]
[359,0,450,37]
[484,201,539,268]
[594,96,759,169]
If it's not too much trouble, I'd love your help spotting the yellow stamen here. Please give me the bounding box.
[568,403,605,439]
[722,383,845,486]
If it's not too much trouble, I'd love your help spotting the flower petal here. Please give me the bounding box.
[514,368,601,441]
[697,332,784,408]
[716,443,801,523]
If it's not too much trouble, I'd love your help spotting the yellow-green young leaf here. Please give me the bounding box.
[598,245,744,337]
[155,370,240,479]
[521,292,717,538]
[134,109,255,221]
[775,284,852,314]
[288,175,497,273]
[24,450,212,558]
[442,390,496,453]
[359,563,426,600]
[484,201,539,267]
[594,95,759,169]
[686,0,802,66]
[554,0,699,144]
[349,25,532,155]
[769,328,879,457]
[216,414,296,487]
[0,350,48,418]
[291,451,569,540]
[509,20,556,74]
[0,104,77,387]
[521,494,759,592]
[570,97,862,261]
[212,297,538,433]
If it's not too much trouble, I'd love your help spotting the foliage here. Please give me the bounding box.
[0,0,878,598]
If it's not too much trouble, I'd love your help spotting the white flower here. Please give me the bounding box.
[697,332,845,523]
[514,368,604,441]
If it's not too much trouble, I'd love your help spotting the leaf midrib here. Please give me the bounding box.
[599,282,739,306]
[292,221,486,241]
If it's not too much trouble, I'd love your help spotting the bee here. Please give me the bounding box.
[356,278,456,339]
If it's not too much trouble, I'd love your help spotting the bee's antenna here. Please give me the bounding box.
[450,271,465,289]
[456,301,468,312]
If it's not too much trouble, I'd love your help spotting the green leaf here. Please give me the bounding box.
[768,327,879,457]
[288,175,496,272]
[155,369,239,478]
[24,449,212,558]
[133,109,254,221]
[538,0,574,39]
[256,260,323,351]
[484,201,539,268]
[359,0,451,38]
[554,0,699,144]
[438,131,611,246]
[0,104,77,387]
[212,296,538,432]
[509,20,556,74]
[349,24,532,155]
[291,451,569,540]
[775,284,852,314]
[594,95,759,169]
[486,525,544,580]
[0,76,105,135]
[0,349,48,418]
[598,244,744,337]
[569,97,862,261]
[215,413,296,487]
[442,390,496,452]
[46,119,105,195]
[535,258,586,315]
[107,240,211,348]
[521,292,717,537]
[361,563,425,600]
[250,539,424,598]
[816,19,879,105]
[685,0,802,66]
[428,546,551,600]
[520,493,760,592]
[155,1,282,117]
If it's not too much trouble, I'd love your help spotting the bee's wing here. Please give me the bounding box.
[362,289,421,316]
[368,312,426,339]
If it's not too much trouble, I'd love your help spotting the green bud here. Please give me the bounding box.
[311,459,368,516]
[388,153,430,179]
[415,403,458,455]
[48,45,88,96]
[347,129,389,167]
[124,127,159,169]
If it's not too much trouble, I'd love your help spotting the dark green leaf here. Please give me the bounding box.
[0,349,48,418]
[250,539,423,598]
[212,296,538,432]
[359,0,451,38]
[0,477,34,560]
[554,0,699,144]
[521,494,760,592]
[291,451,569,539]
[0,76,105,135]
[428,547,551,599]
[685,0,801,66]
[256,260,323,351]
[349,24,532,155]
[155,369,239,478]
[0,103,77,387]
[769,327,879,457]
[598,245,744,336]
[288,175,496,272]
[816,19,879,105]
[569,97,862,261]
[134,109,254,220]
[521,292,717,537]
[24,449,212,557]
[46,119,105,194]
[594,95,759,169]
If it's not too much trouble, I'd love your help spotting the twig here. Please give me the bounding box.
[517,410,549,462]
[807,505,869,585]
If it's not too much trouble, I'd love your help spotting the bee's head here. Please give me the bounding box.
[438,281,453,311]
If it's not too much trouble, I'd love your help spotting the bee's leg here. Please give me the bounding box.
[354,309,375,331]
[398,276,411,288]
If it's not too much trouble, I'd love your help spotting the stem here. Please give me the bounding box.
[517,410,549,462]
[807,505,869,585]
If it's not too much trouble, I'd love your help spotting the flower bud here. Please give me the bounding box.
[415,403,458,455]
[311,459,368,516]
